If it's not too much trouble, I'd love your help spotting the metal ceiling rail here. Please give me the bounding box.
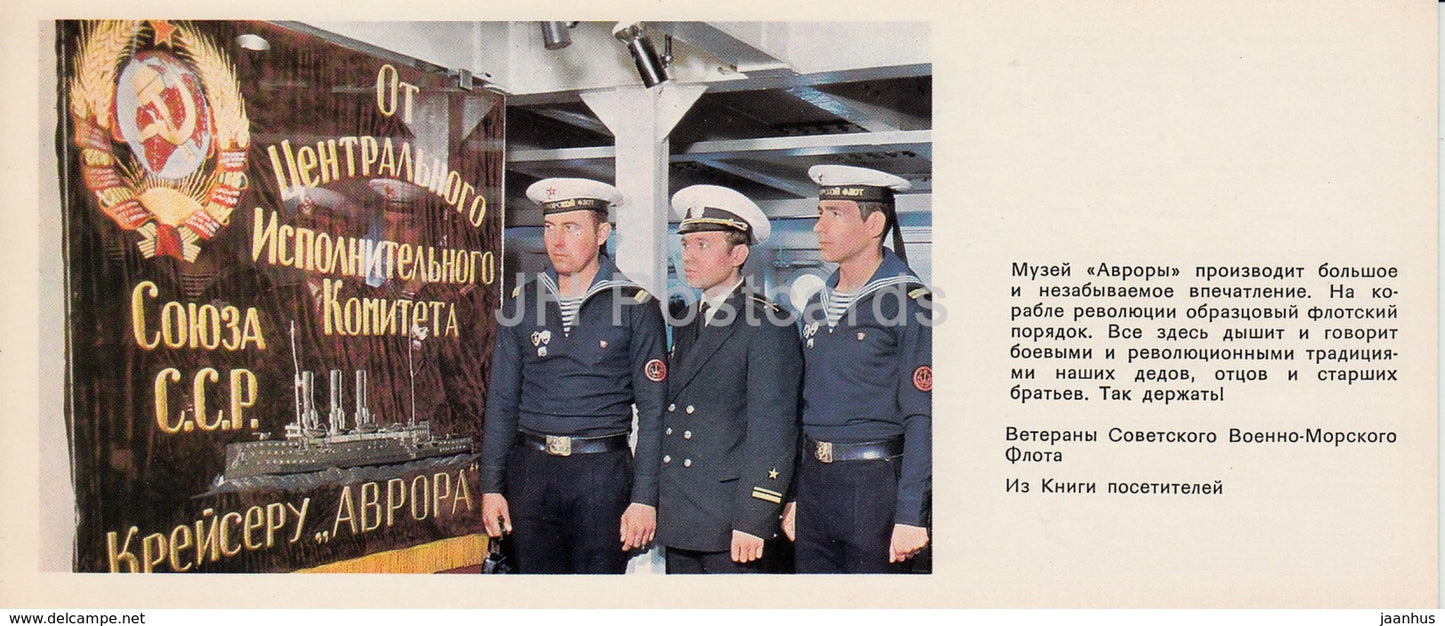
[505,63,932,105]
[693,159,817,197]
[783,87,929,133]
[757,195,933,218]
[676,129,932,161]
[526,108,612,136]
[508,145,618,164]
[646,22,787,72]
[507,129,932,164]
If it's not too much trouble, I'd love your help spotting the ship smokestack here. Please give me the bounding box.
[329,369,346,433]
[354,370,371,427]
[302,370,319,430]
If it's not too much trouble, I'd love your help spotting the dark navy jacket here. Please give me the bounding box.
[798,249,933,527]
[481,255,668,507]
[657,282,802,552]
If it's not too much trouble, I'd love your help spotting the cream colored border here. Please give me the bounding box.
[3,0,1438,609]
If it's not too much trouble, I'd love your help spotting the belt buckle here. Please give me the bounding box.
[814,441,833,463]
[545,435,572,457]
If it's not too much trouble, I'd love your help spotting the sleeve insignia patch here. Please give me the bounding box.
[644,358,667,382]
[912,365,933,392]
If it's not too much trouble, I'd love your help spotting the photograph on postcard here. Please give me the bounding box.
[48,19,932,576]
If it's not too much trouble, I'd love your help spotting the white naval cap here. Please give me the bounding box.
[671,184,771,244]
[368,177,425,203]
[525,178,622,215]
[808,164,911,202]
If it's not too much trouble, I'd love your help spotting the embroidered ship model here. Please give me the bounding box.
[221,323,473,479]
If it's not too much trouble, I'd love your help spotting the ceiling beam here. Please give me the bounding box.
[647,22,789,73]
[677,130,932,161]
[524,107,612,136]
[506,130,931,164]
[506,63,931,106]
[505,158,616,181]
[508,145,616,163]
[783,86,929,133]
[757,194,932,219]
[694,160,816,198]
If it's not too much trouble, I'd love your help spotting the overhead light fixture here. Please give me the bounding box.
[450,68,474,91]
[612,22,669,88]
[235,33,270,52]
[540,21,572,50]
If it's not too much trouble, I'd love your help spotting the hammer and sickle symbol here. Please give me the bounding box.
[132,64,198,149]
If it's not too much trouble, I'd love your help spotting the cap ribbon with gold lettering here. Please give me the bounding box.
[525,178,622,215]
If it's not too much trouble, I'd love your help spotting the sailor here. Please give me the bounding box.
[782,165,933,573]
[656,185,802,574]
[480,178,668,574]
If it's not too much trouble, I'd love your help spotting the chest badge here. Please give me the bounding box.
[600,340,608,349]
[803,322,820,349]
[857,332,866,341]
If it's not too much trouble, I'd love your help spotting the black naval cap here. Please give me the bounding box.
[808,164,913,263]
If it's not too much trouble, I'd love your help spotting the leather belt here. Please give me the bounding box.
[520,431,629,457]
[806,436,903,463]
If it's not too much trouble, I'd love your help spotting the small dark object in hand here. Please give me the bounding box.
[481,536,513,574]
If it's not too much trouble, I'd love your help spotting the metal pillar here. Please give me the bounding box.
[582,83,706,297]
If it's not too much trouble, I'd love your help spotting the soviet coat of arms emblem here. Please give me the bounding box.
[69,20,250,261]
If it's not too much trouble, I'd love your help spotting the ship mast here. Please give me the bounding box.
[408,326,419,427]
[290,321,301,430]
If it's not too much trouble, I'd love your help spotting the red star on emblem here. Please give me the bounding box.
[151,20,178,48]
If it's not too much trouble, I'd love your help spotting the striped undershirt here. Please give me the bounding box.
[825,289,857,326]
[558,294,585,330]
